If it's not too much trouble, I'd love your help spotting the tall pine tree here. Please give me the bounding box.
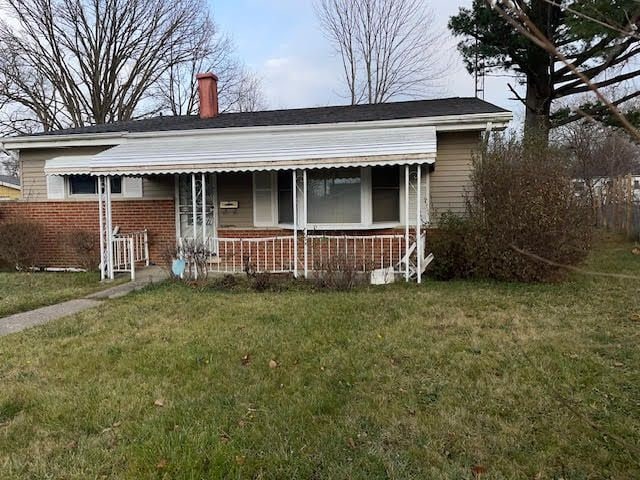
[449,0,640,137]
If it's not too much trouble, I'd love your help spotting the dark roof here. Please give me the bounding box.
[33,97,508,137]
[0,175,19,186]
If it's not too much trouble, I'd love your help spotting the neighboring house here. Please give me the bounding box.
[573,175,640,202]
[0,175,20,201]
[0,73,511,281]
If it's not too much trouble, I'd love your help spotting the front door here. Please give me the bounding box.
[177,174,216,243]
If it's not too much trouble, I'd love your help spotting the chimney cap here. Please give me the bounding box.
[196,72,219,81]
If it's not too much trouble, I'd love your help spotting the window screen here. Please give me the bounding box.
[277,171,294,224]
[307,168,361,224]
[69,176,122,195]
[372,166,400,223]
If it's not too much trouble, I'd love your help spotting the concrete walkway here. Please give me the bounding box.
[0,266,168,337]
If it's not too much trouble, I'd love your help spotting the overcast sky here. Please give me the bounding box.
[212,0,523,120]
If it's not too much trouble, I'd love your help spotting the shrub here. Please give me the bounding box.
[427,214,476,280]
[430,134,593,282]
[0,221,44,270]
[312,254,366,291]
[64,230,100,271]
[209,274,240,291]
[176,240,211,280]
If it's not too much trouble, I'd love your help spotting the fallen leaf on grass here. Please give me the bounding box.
[472,464,487,478]
[347,437,356,449]
[156,459,168,470]
[269,359,278,369]
[241,354,251,366]
[235,455,246,465]
[154,399,165,407]
[613,361,625,367]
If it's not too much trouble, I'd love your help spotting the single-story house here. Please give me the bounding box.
[0,175,20,201]
[0,73,511,282]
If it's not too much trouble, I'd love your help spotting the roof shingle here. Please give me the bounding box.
[32,97,508,137]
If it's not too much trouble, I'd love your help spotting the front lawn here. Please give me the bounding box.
[0,235,639,478]
[0,271,108,318]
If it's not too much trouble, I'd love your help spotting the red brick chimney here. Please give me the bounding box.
[196,73,219,119]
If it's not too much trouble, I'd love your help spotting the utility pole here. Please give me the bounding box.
[474,28,485,99]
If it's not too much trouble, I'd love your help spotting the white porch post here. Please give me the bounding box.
[293,169,298,278]
[98,176,105,281]
[191,173,198,280]
[404,165,410,282]
[416,164,422,284]
[191,173,197,241]
[105,175,114,280]
[303,169,308,279]
[425,167,431,225]
[201,173,207,244]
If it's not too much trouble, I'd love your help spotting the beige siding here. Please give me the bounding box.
[0,185,20,200]
[20,146,110,201]
[430,131,481,218]
[19,146,174,201]
[217,172,253,227]
[143,174,174,199]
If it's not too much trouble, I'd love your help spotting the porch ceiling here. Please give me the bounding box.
[43,125,437,176]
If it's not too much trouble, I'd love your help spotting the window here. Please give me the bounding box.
[372,166,400,223]
[308,168,361,224]
[273,166,406,228]
[277,171,294,224]
[69,175,122,195]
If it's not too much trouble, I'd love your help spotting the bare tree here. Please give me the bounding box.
[0,148,19,177]
[559,122,640,204]
[154,18,266,116]
[315,0,447,104]
[0,0,264,133]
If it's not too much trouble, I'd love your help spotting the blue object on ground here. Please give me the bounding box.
[172,259,186,277]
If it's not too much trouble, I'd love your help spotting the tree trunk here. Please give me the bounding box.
[522,0,561,142]
[524,69,552,141]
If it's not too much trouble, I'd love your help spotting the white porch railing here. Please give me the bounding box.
[306,235,405,273]
[112,230,150,281]
[179,236,296,274]
[117,230,150,266]
[177,233,407,277]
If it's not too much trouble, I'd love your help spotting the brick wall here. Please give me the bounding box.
[0,199,424,271]
[0,200,175,268]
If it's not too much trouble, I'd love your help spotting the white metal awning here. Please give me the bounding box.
[43,124,437,176]
[44,155,94,175]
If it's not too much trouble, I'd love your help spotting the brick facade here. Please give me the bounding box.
[0,200,176,268]
[0,200,421,271]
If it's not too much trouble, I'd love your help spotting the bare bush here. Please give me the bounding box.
[63,230,100,271]
[430,134,593,282]
[312,254,367,290]
[0,221,44,270]
[427,214,476,281]
[176,240,211,281]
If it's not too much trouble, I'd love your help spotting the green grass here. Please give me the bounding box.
[0,235,639,479]
[0,271,112,318]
